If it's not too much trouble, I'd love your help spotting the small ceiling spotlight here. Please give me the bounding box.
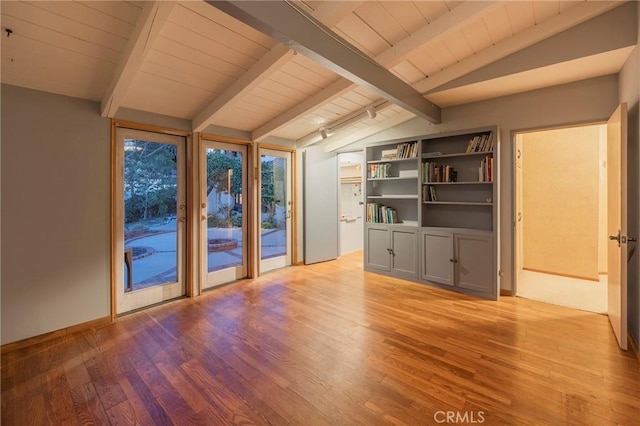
[319,127,328,139]
[366,105,377,119]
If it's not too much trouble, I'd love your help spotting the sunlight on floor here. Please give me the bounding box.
[516,270,607,314]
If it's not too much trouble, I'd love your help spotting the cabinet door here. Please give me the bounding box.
[421,231,454,286]
[365,226,390,271]
[455,234,493,294]
[390,229,417,277]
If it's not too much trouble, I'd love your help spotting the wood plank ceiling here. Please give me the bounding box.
[1,1,633,149]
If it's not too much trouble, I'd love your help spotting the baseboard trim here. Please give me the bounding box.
[500,289,513,296]
[522,267,599,282]
[629,332,640,361]
[1,316,112,355]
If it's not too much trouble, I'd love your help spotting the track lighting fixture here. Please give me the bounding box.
[366,105,377,119]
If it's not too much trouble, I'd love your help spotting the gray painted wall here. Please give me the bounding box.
[1,84,111,344]
[355,75,620,297]
[618,1,640,346]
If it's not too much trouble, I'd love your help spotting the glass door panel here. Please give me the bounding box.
[259,148,292,273]
[115,127,186,314]
[201,141,248,289]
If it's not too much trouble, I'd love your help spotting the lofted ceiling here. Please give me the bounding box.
[1,1,635,151]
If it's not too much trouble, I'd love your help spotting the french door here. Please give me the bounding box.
[113,126,187,315]
[200,140,249,290]
[259,148,293,273]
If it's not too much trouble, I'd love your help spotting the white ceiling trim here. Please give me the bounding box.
[414,0,625,94]
[100,1,175,117]
[375,1,503,69]
[192,44,294,132]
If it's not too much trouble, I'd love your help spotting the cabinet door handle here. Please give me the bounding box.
[449,258,458,263]
[387,248,394,255]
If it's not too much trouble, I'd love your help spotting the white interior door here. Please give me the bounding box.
[200,140,248,290]
[607,103,628,350]
[259,148,292,273]
[114,127,186,315]
[515,136,524,282]
[304,145,338,264]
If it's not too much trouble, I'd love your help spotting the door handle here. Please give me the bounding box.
[609,231,620,247]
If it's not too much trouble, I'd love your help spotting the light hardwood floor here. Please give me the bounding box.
[2,252,639,425]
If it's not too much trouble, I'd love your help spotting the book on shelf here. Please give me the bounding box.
[422,185,437,202]
[465,132,493,153]
[478,155,493,182]
[381,149,397,160]
[369,163,391,178]
[423,162,457,182]
[366,203,399,224]
[396,141,418,159]
[398,169,418,178]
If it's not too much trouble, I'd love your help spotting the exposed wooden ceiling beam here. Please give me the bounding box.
[427,1,636,94]
[100,1,175,117]
[192,44,294,132]
[252,78,353,141]
[193,0,361,134]
[415,0,625,94]
[375,1,502,69]
[253,1,488,141]
[207,0,441,124]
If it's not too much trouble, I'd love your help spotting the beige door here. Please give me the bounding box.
[607,103,628,350]
[114,127,187,315]
[200,140,248,290]
[259,148,293,273]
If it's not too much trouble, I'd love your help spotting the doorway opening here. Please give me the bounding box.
[338,152,364,256]
[514,124,608,313]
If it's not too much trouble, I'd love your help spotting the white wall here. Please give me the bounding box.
[357,75,619,294]
[1,84,111,344]
[618,2,640,345]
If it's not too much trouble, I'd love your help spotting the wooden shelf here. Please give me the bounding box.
[368,157,418,164]
[368,195,419,200]
[368,176,418,181]
[422,181,493,185]
[422,151,493,160]
[423,201,493,206]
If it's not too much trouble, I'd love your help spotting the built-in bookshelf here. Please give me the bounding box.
[363,128,499,300]
[421,130,495,231]
[365,138,420,226]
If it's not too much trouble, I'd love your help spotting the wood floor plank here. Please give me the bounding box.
[2,252,639,425]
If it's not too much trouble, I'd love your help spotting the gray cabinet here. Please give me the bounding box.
[365,225,417,278]
[420,230,454,286]
[364,127,499,300]
[421,228,496,299]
